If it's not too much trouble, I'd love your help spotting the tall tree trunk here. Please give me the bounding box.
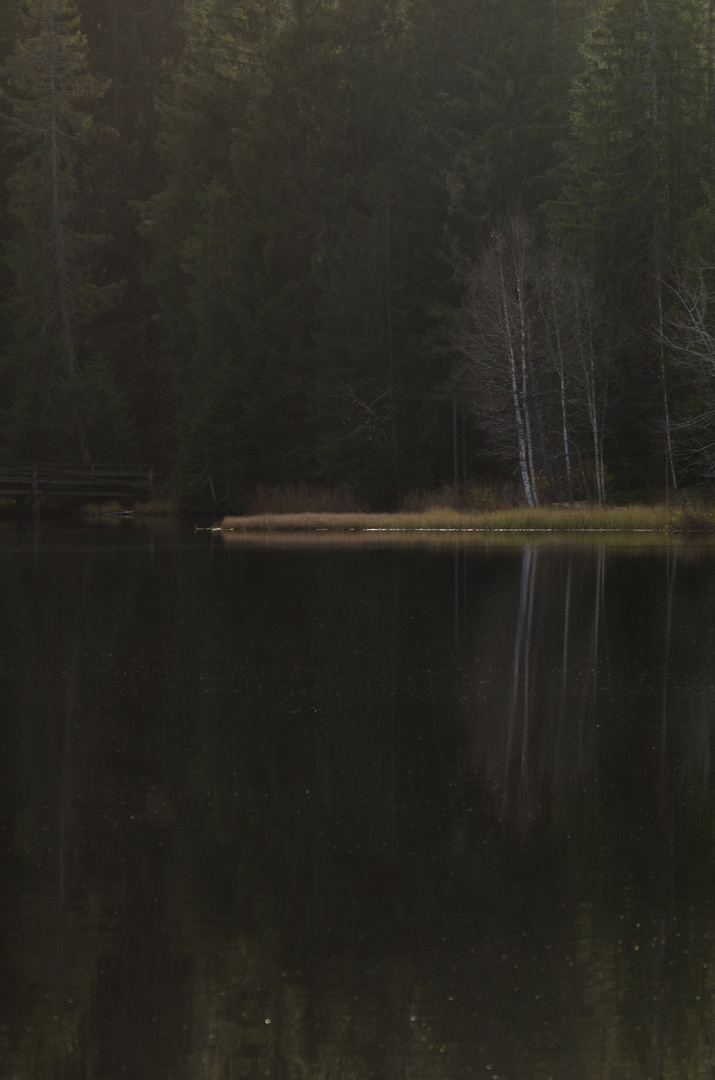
[498,252,537,506]
[656,280,677,491]
[515,257,540,505]
[48,19,77,379]
[709,0,714,150]
[550,295,574,502]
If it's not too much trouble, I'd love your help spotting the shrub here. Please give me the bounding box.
[246,484,365,515]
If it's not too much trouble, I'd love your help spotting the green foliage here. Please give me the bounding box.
[548,0,709,295]
[1,0,714,495]
[0,352,136,461]
[0,0,118,461]
[172,350,244,508]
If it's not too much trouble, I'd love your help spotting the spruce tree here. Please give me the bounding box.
[546,0,710,490]
[0,1,20,363]
[549,0,708,296]
[0,0,122,462]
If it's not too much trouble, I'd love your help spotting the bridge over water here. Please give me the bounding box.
[0,462,155,515]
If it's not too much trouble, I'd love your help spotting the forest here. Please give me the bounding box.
[1,0,715,509]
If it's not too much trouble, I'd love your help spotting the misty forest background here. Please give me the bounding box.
[2,0,715,509]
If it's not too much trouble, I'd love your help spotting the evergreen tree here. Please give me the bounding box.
[409,0,590,234]
[74,0,186,467]
[0,0,20,360]
[548,0,711,491]
[144,0,307,504]
[548,0,709,297]
[148,0,451,506]
[0,0,129,462]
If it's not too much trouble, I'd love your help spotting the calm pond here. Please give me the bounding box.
[1,523,715,1079]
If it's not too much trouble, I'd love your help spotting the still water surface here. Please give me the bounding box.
[1,525,715,1079]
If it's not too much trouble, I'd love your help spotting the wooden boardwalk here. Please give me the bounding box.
[0,462,155,509]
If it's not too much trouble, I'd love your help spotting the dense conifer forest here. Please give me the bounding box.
[1,0,715,508]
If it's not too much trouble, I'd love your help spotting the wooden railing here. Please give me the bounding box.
[0,462,155,500]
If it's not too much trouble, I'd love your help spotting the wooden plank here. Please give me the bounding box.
[0,461,156,499]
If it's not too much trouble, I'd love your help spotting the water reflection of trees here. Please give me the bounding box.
[1,535,715,1078]
[464,543,715,830]
[460,541,715,1078]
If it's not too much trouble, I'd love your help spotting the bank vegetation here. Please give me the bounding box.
[220,505,715,534]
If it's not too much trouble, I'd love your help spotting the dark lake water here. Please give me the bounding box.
[2,524,715,1079]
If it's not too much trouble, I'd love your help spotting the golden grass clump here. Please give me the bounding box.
[219,500,715,533]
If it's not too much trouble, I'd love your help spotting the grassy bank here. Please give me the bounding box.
[220,503,715,533]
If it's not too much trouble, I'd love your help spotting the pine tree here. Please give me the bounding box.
[0,0,123,462]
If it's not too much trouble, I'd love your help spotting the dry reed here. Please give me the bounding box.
[220,503,715,533]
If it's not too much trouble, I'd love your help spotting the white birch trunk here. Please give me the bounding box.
[498,252,537,507]
[516,270,540,505]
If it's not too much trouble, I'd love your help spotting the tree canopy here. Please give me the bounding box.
[1,0,714,505]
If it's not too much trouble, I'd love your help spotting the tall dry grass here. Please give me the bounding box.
[221,503,715,532]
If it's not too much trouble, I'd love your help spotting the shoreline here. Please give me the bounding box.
[218,504,715,534]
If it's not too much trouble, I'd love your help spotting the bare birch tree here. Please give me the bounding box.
[567,265,616,504]
[537,249,576,503]
[657,265,715,478]
[459,218,618,505]
[537,253,617,504]
[458,213,543,506]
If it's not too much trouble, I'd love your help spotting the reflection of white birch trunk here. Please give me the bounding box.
[659,553,677,798]
[562,555,572,684]
[586,547,605,770]
[504,544,537,827]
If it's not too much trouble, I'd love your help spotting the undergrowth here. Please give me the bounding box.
[247,484,365,515]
